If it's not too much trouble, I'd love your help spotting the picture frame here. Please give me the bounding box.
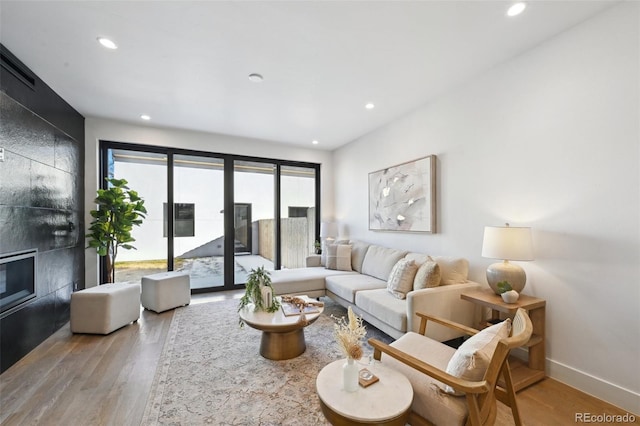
[368,155,436,233]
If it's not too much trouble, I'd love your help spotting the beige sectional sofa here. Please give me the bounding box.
[269,240,482,342]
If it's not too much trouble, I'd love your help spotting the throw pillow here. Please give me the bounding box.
[321,239,349,266]
[413,257,441,290]
[386,259,418,299]
[326,244,353,271]
[442,319,512,395]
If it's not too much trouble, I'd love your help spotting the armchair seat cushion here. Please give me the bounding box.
[381,332,467,426]
[355,289,407,332]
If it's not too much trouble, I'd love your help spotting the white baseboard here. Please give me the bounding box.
[511,348,639,415]
[546,358,639,416]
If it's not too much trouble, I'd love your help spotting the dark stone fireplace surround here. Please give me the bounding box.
[0,45,85,373]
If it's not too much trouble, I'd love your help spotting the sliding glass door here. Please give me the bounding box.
[99,141,320,291]
[173,154,225,290]
[280,165,317,269]
[233,160,276,284]
[107,148,168,284]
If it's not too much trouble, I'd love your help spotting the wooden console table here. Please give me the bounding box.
[461,289,546,392]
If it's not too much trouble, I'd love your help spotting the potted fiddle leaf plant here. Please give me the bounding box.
[86,177,147,283]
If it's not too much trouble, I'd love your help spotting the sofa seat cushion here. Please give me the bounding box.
[325,274,386,303]
[381,332,467,426]
[355,288,408,332]
[361,245,408,281]
[270,267,356,295]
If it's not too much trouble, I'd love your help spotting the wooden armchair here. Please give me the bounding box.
[369,308,532,426]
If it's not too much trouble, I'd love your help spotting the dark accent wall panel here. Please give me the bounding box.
[0,44,84,373]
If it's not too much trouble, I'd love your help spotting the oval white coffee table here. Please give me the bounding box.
[238,295,323,360]
[316,359,413,425]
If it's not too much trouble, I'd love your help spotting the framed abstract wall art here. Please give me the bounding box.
[368,155,436,233]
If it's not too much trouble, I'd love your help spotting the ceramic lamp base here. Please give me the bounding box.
[486,260,527,294]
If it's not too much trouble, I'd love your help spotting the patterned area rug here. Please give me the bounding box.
[141,297,394,425]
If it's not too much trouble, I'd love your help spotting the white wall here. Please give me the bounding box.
[84,118,333,285]
[334,3,639,413]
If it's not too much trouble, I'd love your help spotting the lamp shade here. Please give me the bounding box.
[482,225,534,261]
[320,222,338,239]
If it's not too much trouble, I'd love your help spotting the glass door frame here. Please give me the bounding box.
[98,140,321,292]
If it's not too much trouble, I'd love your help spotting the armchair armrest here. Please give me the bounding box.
[406,281,482,341]
[416,312,479,337]
[306,255,321,267]
[368,338,490,395]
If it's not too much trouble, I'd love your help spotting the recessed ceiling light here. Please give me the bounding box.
[312,140,319,145]
[140,114,151,121]
[507,2,526,17]
[248,73,264,83]
[365,103,375,110]
[97,37,118,50]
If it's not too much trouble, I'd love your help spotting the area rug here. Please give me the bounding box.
[141,298,394,425]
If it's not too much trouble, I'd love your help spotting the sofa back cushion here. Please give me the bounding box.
[350,240,371,273]
[405,253,469,285]
[432,256,469,285]
[404,252,431,267]
[361,245,408,281]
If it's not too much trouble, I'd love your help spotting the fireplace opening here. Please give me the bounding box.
[0,249,37,318]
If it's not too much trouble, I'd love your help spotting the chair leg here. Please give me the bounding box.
[501,360,522,426]
[465,394,483,426]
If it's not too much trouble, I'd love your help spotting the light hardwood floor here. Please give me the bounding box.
[1,291,637,426]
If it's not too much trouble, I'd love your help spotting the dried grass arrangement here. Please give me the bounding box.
[332,306,367,360]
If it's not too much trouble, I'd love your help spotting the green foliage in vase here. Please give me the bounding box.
[238,266,281,326]
[86,177,147,283]
[496,281,513,294]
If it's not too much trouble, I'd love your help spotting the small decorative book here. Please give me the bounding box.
[281,303,320,317]
[358,368,379,387]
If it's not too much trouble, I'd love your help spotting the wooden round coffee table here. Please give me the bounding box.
[316,359,413,425]
[238,295,323,360]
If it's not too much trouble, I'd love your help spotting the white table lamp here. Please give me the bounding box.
[482,223,533,294]
[320,222,338,241]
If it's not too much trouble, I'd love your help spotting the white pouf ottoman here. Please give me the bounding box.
[70,282,141,334]
[141,271,191,313]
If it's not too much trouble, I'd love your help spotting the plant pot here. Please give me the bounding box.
[501,290,519,304]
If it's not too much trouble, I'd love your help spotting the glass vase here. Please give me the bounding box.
[343,357,359,392]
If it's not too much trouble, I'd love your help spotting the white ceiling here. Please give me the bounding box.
[0,1,617,150]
